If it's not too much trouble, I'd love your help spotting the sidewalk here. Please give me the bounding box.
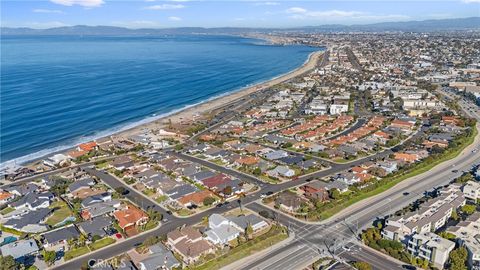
[220,232,296,270]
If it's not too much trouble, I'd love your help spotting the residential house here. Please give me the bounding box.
[204,214,242,245]
[0,239,39,263]
[139,244,181,270]
[113,204,149,234]
[0,191,14,205]
[68,178,96,194]
[81,200,121,220]
[177,190,215,207]
[267,166,295,178]
[42,225,80,248]
[9,191,54,210]
[166,226,213,264]
[3,208,51,233]
[227,214,269,233]
[77,216,113,238]
[301,181,330,202]
[275,191,307,213]
[81,192,112,208]
[111,156,134,171]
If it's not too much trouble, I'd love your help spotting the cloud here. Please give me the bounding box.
[286,7,408,21]
[253,1,279,6]
[33,9,64,14]
[144,4,185,10]
[15,21,71,29]
[168,16,182,21]
[286,7,307,14]
[50,0,104,7]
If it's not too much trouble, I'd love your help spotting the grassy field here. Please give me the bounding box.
[155,195,169,203]
[46,200,74,227]
[191,226,288,270]
[0,207,14,215]
[316,126,478,220]
[89,237,116,251]
[64,246,90,261]
[0,225,23,236]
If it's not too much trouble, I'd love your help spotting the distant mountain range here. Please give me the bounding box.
[2,17,479,36]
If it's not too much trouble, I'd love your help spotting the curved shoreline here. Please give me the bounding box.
[1,49,324,169]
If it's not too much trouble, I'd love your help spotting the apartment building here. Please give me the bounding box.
[447,212,480,270]
[407,232,455,269]
[462,181,480,201]
[382,188,466,241]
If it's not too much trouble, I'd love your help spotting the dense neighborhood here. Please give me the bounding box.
[1,30,480,270]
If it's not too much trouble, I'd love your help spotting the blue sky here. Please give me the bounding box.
[2,0,479,29]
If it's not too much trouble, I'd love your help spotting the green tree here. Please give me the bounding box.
[329,188,341,200]
[91,235,102,243]
[43,250,56,266]
[451,209,459,221]
[203,196,216,206]
[245,223,254,240]
[0,255,20,270]
[115,186,128,195]
[223,186,233,196]
[449,247,468,270]
[439,231,456,240]
[461,204,476,215]
[352,261,372,270]
[252,167,262,176]
[147,209,162,222]
[142,236,160,247]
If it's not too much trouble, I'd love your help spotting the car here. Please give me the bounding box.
[452,170,459,173]
[402,265,416,270]
[115,233,123,239]
[224,201,230,205]
[166,210,173,215]
[266,191,274,196]
[216,203,223,208]
[56,250,64,260]
[342,245,351,251]
[306,179,312,182]
[403,192,410,196]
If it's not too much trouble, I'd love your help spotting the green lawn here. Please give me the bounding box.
[89,237,116,251]
[142,188,157,197]
[46,200,74,227]
[191,226,288,270]
[155,195,169,203]
[0,225,23,236]
[0,207,14,215]
[177,208,194,216]
[64,246,90,261]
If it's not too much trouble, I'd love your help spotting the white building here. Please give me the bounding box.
[329,99,349,115]
[462,181,480,201]
[382,188,465,241]
[407,232,455,269]
[447,212,480,270]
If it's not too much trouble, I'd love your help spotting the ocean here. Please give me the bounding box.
[1,35,318,166]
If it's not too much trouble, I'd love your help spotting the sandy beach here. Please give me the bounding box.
[119,50,324,137]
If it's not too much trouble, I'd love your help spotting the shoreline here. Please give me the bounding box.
[1,49,324,170]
